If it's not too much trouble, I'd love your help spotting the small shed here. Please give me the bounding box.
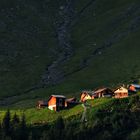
[114,87,128,98]
[48,95,66,111]
[131,84,140,89]
[36,100,48,109]
[128,85,136,92]
[80,91,94,102]
[66,97,78,108]
[93,88,114,98]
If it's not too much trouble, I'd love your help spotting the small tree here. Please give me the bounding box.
[12,113,20,125]
[19,114,27,140]
[11,113,20,139]
[128,129,140,140]
[28,132,33,140]
[40,131,50,140]
[54,116,65,140]
[21,114,26,130]
[2,109,11,136]
[55,116,64,130]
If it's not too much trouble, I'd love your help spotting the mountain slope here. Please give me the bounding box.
[0,0,140,107]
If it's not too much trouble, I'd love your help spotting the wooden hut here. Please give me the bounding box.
[114,87,128,98]
[36,100,48,109]
[129,84,140,91]
[66,97,78,108]
[128,85,136,92]
[131,84,140,89]
[80,91,94,102]
[48,95,66,111]
[93,88,114,98]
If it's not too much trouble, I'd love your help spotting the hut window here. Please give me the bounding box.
[59,98,63,106]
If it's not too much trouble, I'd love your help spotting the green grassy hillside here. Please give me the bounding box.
[1,95,140,140]
[0,93,139,124]
[0,0,140,108]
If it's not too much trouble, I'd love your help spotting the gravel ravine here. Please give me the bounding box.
[41,0,75,86]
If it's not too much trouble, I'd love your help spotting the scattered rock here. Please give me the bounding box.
[41,0,75,86]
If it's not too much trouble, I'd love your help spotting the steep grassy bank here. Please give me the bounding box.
[0,97,111,124]
[1,94,140,139]
[0,93,140,124]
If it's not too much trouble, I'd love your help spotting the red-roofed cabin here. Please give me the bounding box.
[36,100,48,109]
[129,85,136,92]
[48,95,66,111]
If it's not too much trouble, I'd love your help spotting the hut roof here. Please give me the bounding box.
[81,90,94,96]
[94,88,108,94]
[37,100,47,105]
[51,95,66,98]
[114,87,128,93]
[48,95,66,103]
[131,84,140,88]
[66,97,76,103]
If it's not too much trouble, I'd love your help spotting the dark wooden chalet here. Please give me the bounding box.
[93,88,114,98]
[37,100,48,109]
[66,97,78,108]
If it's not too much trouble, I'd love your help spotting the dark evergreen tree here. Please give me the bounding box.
[2,109,11,136]
[55,116,64,130]
[12,113,20,125]
[52,116,65,140]
[21,114,26,130]
[28,132,33,140]
[40,131,50,140]
[19,114,28,140]
[11,113,20,140]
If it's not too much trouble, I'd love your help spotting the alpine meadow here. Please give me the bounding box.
[0,0,140,140]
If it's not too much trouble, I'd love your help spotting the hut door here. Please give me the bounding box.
[59,98,63,107]
[53,107,56,111]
